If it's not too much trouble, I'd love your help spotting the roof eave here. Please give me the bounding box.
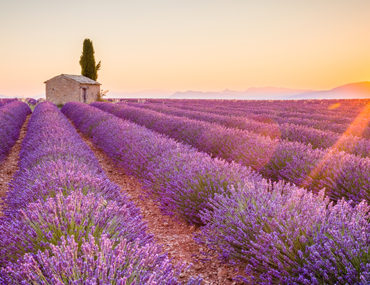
[44,74,101,85]
[62,74,101,85]
[79,82,102,85]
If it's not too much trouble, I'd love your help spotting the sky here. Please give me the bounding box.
[0,0,370,98]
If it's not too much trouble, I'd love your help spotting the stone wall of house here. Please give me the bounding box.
[45,77,80,105]
[45,77,99,105]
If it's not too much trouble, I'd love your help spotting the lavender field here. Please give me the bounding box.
[0,99,369,284]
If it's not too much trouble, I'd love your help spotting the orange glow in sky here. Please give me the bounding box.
[0,0,370,97]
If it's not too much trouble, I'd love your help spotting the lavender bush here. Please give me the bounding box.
[25,97,37,107]
[0,190,149,265]
[0,98,17,108]
[200,183,369,284]
[1,234,187,284]
[0,100,31,163]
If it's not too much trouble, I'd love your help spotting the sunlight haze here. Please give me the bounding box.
[0,0,370,97]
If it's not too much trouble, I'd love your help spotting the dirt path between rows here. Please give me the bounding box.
[79,132,244,284]
[0,116,30,216]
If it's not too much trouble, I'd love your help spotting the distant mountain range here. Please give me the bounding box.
[1,82,370,100]
[171,82,370,100]
[290,82,370,100]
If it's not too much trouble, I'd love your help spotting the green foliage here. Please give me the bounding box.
[79,39,101,81]
[97,89,109,102]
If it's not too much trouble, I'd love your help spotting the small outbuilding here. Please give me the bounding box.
[44,74,101,105]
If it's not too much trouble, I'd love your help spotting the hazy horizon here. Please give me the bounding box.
[1,0,370,98]
[3,81,370,100]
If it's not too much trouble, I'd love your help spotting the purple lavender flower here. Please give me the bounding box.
[200,182,369,284]
[1,234,197,284]
[0,190,150,265]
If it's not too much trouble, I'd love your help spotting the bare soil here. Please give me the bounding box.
[0,116,30,216]
[79,132,245,284]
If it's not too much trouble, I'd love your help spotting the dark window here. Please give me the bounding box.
[82,88,87,103]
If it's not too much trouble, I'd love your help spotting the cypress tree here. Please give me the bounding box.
[79,39,101,81]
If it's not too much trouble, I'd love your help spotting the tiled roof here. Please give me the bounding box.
[62,74,100,84]
[45,74,101,85]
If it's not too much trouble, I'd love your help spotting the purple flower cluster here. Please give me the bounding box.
[0,102,198,284]
[25,98,38,106]
[3,234,191,284]
[0,100,31,163]
[200,184,369,284]
[0,98,18,108]
[92,102,370,204]
[62,102,262,225]
[63,102,369,283]
[129,102,369,157]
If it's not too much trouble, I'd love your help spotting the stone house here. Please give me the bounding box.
[44,74,101,105]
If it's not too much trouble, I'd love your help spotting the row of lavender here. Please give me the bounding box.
[92,102,369,204]
[0,102,198,284]
[63,102,369,284]
[163,100,370,139]
[0,98,18,108]
[122,98,367,120]
[154,98,368,119]
[0,101,31,163]
[175,101,358,124]
[128,102,369,157]
[161,99,368,125]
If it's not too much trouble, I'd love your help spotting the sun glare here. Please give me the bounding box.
[302,102,369,192]
[328,103,341,110]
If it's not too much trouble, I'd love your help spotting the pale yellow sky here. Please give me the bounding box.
[0,0,370,97]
